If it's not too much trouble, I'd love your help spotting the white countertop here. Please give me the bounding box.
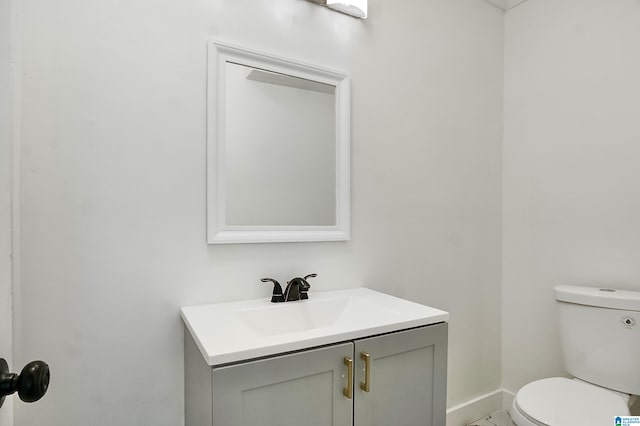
[181,287,449,366]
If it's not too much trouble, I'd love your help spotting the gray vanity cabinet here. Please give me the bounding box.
[213,342,353,426]
[185,322,447,426]
[353,325,448,426]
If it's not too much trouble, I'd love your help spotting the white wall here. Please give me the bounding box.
[1,0,15,423]
[503,0,640,393]
[14,0,503,424]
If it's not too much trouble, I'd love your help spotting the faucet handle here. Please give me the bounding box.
[260,278,284,303]
[299,274,317,299]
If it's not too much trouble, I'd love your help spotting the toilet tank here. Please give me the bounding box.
[554,285,640,395]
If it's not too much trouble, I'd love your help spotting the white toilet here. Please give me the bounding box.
[511,285,640,426]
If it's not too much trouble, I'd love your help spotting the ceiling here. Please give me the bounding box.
[483,0,528,11]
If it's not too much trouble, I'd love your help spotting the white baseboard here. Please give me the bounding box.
[502,389,516,412]
[446,389,516,426]
[446,390,503,426]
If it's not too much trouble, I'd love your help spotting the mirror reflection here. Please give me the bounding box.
[224,62,337,226]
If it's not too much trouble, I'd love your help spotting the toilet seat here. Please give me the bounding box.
[511,377,630,426]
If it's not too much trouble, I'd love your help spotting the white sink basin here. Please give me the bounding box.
[236,297,351,336]
[181,287,449,366]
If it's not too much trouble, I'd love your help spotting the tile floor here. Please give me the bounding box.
[468,409,516,426]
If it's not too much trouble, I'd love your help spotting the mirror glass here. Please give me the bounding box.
[225,63,336,226]
[207,42,350,243]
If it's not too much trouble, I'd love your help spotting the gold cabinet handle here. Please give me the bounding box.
[343,356,353,399]
[360,352,371,392]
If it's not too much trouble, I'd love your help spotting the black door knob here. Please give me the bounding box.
[0,358,50,409]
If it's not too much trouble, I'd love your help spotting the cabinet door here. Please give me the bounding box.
[213,342,354,426]
[353,323,448,426]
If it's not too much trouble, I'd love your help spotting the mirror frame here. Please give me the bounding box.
[207,41,351,244]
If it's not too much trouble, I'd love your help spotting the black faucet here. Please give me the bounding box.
[261,274,317,303]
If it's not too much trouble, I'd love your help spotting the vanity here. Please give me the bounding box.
[194,41,448,425]
[181,288,449,426]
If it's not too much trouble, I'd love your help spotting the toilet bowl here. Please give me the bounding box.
[510,377,630,426]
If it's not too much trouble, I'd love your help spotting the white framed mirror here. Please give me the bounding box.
[207,41,350,244]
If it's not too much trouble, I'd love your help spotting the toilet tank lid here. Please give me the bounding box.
[554,285,640,311]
